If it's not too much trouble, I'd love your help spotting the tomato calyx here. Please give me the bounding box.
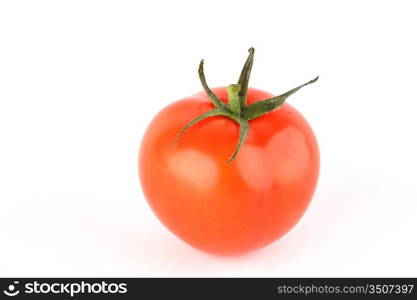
[175,47,319,163]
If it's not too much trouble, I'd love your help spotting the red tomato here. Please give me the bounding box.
[139,49,319,255]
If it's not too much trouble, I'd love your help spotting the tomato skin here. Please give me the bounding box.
[139,87,319,255]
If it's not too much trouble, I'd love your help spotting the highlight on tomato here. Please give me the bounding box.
[139,48,319,255]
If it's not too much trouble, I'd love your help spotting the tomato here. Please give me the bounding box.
[138,48,319,255]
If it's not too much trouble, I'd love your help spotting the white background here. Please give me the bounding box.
[1,0,416,277]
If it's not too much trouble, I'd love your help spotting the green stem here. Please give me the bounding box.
[227,84,241,116]
[173,109,231,145]
[227,120,249,163]
[237,47,255,106]
[198,60,225,109]
[175,48,319,163]
[242,76,319,120]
